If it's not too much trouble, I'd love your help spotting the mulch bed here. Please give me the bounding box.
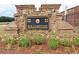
[0,39,79,54]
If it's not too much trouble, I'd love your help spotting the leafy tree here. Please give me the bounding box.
[0,16,14,22]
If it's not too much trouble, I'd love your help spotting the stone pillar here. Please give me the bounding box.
[49,12,58,33]
[15,13,27,36]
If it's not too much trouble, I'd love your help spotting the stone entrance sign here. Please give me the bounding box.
[14,4,74,39]
[15,4,61,33]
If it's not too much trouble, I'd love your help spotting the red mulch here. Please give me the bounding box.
[0,39,78,54]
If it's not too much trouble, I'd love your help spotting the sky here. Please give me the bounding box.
[0,0,79,17]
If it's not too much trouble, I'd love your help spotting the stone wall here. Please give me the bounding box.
[15,4,74,39]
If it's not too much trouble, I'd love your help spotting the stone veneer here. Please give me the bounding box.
[15,4,74,40]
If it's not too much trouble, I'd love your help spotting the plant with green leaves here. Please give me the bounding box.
[19,35,30,47]
[48,37,59,50]
[4,36,15,49]
[32,33,44,45]
[62,38,71,47]
[73,36,79,46]
[5,36,14,44]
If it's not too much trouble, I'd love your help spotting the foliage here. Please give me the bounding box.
[0,16,14,22]
[4,36,15,49]
[32,33,44,45]
[62,38,71,47]
[48,37,59,49]
[4,36,15,45]
[19,35,30,47]
[73,36,79,46]
[64,47,73,54]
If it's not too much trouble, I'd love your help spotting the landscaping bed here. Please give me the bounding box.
[0,33,79,54]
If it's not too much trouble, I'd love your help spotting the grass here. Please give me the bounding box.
[64,47,73,54]
[0,30,79,54]
[4,36,15,50]
[32,33,44,45]
[19,35,30,47]
[73,36,79,46]
[62,38,72,47]
[48,37,59,50]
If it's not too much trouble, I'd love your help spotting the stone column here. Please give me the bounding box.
[15,13,27,36]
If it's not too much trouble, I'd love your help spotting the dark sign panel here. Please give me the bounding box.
[27,17,49,30]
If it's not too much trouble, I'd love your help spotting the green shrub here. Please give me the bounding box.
[48,37,59,49]
[73,36,79,46]
[62,38,71,47]
[19,36,30,47]
[33,33,44,45]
